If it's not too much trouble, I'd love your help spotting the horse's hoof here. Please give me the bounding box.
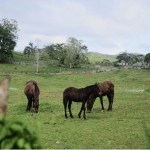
[86,110,91,113]
[107,109,112,111]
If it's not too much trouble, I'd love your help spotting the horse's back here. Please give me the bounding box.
[98,81,114,96]
[24,82,36,96]
[63,87,85,102]
[102,81,114,89]
[63,87,78,97]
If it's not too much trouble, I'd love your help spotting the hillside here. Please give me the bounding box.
[86,52,116,63]
[13,51,116,64]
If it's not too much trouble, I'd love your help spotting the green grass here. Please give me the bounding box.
[0,69,150,149]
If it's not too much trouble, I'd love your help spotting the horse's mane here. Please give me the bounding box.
[80,83,98,94]
[84,83,98,89]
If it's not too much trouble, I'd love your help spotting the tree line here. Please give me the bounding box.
[24,37,89,68]
[0,18,150,67]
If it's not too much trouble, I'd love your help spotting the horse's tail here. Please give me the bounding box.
[63,90,68,105]
[33,82,40,101]
[63,91,65,104]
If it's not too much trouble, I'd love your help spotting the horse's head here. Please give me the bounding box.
[0,77,10,115]
[94,83,102,95]
[97,83,108,95]
[33,99,39,113]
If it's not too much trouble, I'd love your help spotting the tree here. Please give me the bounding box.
[44,38,88,68]
[144,53,150,66]
[100,59,112,66]
[116,52,130,66]
[116,52,145,66]
[24,42,36,57]
[63,37,88,68]
[0,18,18,62]
[44,43,65,60]
[129,54,144,65]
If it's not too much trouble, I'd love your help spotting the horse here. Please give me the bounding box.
[0,77,10,115]
[87,81,114,112]
[63,83,101,119]
[24,80,40,113]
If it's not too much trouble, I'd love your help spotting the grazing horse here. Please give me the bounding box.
[63,83,100,119]
[24,80,40,113]
[87,81,114,112]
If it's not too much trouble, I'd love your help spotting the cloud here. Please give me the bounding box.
[1,0,150,54]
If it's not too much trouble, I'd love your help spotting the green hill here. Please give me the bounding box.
[86,52,116,63]
[13,51,117,64]
[13,51,34,62]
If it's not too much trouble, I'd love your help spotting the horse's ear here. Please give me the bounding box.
[0,78,10,91]
[95,82,100,87]
[25,81,30,85]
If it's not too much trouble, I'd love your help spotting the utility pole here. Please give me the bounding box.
[35,39,40,74]
[36,49,39,73]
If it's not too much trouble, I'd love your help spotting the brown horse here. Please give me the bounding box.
[24,80,40,113]
[87,81,114,112]
[63,83,100,119]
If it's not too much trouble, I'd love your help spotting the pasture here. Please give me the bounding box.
[0,69,150,149]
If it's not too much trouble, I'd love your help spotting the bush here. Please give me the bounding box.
[0,119,41,149]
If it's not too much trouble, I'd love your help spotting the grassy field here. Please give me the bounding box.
[0,69,150,149]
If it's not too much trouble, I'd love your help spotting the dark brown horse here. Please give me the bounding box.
[63,83,100,119]
[24,80,40,113]
[87,81,114,112]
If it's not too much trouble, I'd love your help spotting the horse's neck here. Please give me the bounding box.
[84,85,95,95]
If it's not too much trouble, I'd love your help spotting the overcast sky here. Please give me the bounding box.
[0,0,150,55]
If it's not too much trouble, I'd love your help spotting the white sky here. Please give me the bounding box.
[0,0,150,55]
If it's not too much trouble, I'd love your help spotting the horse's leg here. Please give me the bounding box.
[63,98,68,118]
[107,94,112,111]
[32,98,35,108]
[100,96,104,110]
[28,96,32,111]
[110,91,114,110]
[78,101,86,119]
[87,95,96,112]
[26,96,30,111]
[83,105,86,120]
[68,100,73,118]
[111,91,114,110]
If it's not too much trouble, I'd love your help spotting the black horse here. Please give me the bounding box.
[63,83,100,119]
